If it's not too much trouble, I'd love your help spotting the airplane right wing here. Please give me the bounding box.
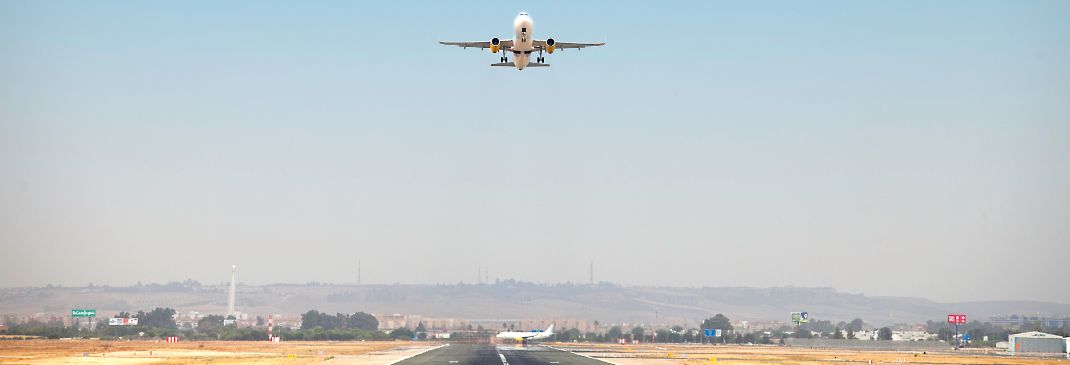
[439,39,514,50]
[534,40,606,51]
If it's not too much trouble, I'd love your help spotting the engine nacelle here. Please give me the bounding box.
[490,38,501,53]
[545,38,556,53]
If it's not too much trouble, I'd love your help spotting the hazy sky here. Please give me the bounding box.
[1,1,1068,303]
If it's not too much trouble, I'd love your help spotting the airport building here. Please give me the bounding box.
[1007,331,1066,354]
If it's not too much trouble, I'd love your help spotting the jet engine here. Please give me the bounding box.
[545,38,556,53]
[490,38,501,53]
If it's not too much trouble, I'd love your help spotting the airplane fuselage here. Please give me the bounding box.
[496,324,553,343]
[511,13,535,70]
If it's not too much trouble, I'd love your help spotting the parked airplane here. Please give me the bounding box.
[496,324,555,344]
[439,12,605,70]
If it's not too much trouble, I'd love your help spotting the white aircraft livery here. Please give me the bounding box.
[495,324,554,343]
[439,12,605,70]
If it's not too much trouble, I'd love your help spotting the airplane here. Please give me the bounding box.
[495,324,555,344]
[439,12,605,70]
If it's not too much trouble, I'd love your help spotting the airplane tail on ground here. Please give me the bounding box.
[533,324,554,340]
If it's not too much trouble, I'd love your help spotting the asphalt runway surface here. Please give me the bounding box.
[395,344,609,365]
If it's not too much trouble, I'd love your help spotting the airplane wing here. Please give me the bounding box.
[439,39,514,50]
[534,40,606,50]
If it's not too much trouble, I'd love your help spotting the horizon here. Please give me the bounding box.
[9,279,1069,306]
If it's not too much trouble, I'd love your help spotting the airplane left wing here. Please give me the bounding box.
[439,40,514,50]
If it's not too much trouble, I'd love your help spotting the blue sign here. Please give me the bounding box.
[962,333,971,341]
[704,329,715,337]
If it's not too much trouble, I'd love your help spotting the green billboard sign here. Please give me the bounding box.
[71,309,96,317]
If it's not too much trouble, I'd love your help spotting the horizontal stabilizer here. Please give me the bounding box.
[490,62,550,67]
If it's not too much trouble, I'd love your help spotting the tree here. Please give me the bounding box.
[606,326,623,340]
[702,314,733,331]
[390,327,415,339]
[415,322,428,339]
[631,327,645,342]
[832,328,845,339]
[137,308,177,329]
[301,310,323,330]
[847,318,864,333]
[348,312,378,331]
[197,315,226,333]
[878,327,893,340]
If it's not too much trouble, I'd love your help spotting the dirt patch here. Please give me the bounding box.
[0,339,427,365]
[551,342,1070,365]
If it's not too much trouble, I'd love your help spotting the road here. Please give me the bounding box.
[393,344,610,365]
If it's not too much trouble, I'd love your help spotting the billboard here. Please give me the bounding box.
[791,312,810,324]
[71,309,96,317]
[947,314,966,325]
[108,317,139,326]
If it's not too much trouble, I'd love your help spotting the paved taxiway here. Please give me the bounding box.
[394,344,609,365]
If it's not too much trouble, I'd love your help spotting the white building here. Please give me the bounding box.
[852,330,878,340]
[892,331,936,341]
[1008,331,1066,354]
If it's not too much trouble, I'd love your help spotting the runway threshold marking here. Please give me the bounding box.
[542,345,620,365]
[385,344,449,365]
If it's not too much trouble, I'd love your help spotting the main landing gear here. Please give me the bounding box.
[499,55,508,63]
[536,49,545,64]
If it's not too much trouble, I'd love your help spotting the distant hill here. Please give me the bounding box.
[2,281,1066,326]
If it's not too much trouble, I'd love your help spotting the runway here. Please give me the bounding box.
[393,344,610,365]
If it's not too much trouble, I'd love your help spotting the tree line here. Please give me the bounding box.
[1,308,406,341]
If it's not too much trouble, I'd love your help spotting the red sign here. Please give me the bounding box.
[947,314,966,324]
[166,336,180,343]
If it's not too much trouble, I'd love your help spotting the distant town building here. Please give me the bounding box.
[892,331,936,341]
[1008,331,1066,354]
[852,330,879,340]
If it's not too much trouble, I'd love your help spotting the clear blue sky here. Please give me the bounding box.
[1,1,1068,303]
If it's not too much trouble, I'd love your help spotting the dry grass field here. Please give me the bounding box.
[552,342,1070,365]
[1,340,1068,365]
[0,340,437,365]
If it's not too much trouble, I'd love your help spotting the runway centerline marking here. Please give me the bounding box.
[496,348,509,365]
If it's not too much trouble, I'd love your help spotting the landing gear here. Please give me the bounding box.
[499,56,507,63]
[537,49,545,64]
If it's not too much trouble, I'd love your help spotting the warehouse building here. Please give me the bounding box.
[1008,331,1066,354]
